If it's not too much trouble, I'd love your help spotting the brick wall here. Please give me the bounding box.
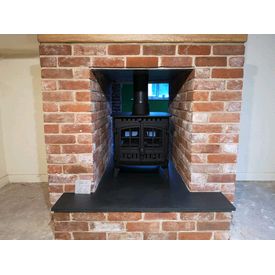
[169,45,244,202]
[39,42,244,205]
[53,211,231,240]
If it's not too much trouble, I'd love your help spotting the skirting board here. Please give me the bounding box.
[7,174,48,183]
[0,175,9,188]
[237,172,275,181]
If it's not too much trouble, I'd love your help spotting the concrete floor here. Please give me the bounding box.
[231,181,275,240]
[0,181,274,240]
[0,183,53,240]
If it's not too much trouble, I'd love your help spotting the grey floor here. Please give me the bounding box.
[0,181,274,240]
[0,183,53,240]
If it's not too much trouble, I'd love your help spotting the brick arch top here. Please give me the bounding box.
[37,34,247,43]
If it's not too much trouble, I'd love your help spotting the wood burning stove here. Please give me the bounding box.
[113,71,170,177]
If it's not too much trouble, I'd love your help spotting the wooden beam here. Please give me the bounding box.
[37,34,247,43]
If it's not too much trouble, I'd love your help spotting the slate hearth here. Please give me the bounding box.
[52,162,235,213]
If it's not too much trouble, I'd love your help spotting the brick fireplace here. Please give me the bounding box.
[38,34,246,240]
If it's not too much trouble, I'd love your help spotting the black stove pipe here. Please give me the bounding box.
[132,70,149,115]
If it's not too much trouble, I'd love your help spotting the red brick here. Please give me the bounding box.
[108,44,140,55]
[61,124,92,134]
[45,135,76,144]
[229,57,244,67]
[58,57,90,67]
[44,124,59,133]
[213,232,230,240]
[180,213,214,221]
[76,114,92,123]
[143,213,178,220]
[212,69,243,78]
[46,145,61,154]
[54,232,72,240]
[92,57,124,68]
[73,45,106,55]
[108,213,142,221]
[178,232,212,240]
[186,91,209,101]
[49,174,77,184]
[208,154,237,163]
[190,164,221,173]
[195,68,211,79]
[209,113,240,123]
[226,102,241,112]
[47,154,76,164]
[162,221,195,231]
[73,68,91,79]
[62,145,92,154]
[40,57,57,67]
[161,57,192,67]
[192,102,224,112]
[208,174,236,183]
[126,222,160,232]
[190,154,207,163]
[49,184,63,193]
[43,91,73,102]
[43,102,58,112]
[53,213,70,221]
[108,233,142,240]
[224,125,240,133]
[76,92,91,101]
[77,134,93,144]
[64,184,75,192]
[143,45,176,55]
[39,45,71,55]
[127,57,158,68]
[144,233,177,240]
[60,103,91,112]
[194,80,225,90]
[215,212,232,220]
[41,80,57,91]
[59,80,90,90]
[213,45,244,55]
[209,134,239,143]
[63,165,92,174]
[71,213,106,221]
[227,80,243,90]
[195,57,227,67]
[192,124,222,133]
[54,221,88,232]
[191,144,220,153]
[178,45,211,55]
[41,68,73,79]
[73,232,106,240]
[48,165,62,173]
[197,221,230,231]
[211,91,242,101]
[44,113,74,123]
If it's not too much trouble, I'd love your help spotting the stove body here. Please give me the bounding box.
[113,112,170,171]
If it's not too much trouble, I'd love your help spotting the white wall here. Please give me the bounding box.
[237,34,275,181]
[0,55,47,183]
[0,112,8,187]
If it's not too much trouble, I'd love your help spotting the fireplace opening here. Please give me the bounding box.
[52,68,235,214]
[92,68,192,184]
